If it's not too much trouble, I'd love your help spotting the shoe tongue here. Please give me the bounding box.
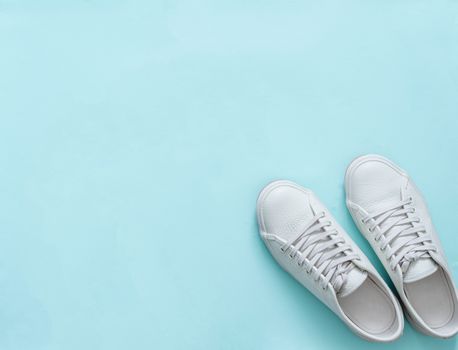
[367,195,414,262]
[291,204,366,296]
[338,267,367,297]
[403,258,438,283]
[365,194,438,284]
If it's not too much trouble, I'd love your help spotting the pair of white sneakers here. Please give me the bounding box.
[257,154,458,342]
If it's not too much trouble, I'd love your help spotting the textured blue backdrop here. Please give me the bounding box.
[0,1,457,349]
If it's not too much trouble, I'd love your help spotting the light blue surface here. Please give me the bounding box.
[0,1,458,349]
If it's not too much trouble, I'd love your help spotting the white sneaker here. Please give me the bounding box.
[345,154,458,338]
[257,180,403,342]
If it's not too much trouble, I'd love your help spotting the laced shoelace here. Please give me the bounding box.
[280,212,359,292]
[362,197,437,273]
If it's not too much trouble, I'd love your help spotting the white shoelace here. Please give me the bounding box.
[362,197,437,273]
[280,212,359,292]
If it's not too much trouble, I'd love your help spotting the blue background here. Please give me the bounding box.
[1,1,457,349]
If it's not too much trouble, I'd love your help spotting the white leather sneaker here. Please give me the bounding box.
[257,180,403,342]
[345,154,458,338]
